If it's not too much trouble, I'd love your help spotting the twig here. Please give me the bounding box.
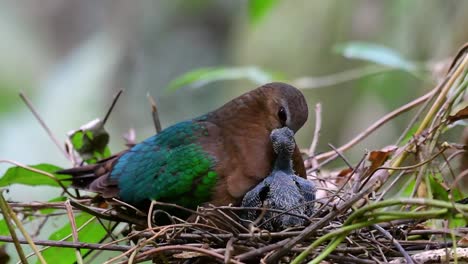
[225,237,236,263]
[311,88,437,164]
[308,103,322,158]
[391,52,468,170]
[147,93,162,133]
[21,214,98,262]
[102,89,123,125]
[389,248,468,264]
[266,183,376,263]
[312,153,367,219]
[147,200,156,234]
[373,224,414,264]
[9,200,91,210]
[19,92,69,160]
[111,198,146,216]
[0,190,28,263]
[328,143,353,170]
[327,254,377,264]
[416,54,467,137]
[132,245,245,264]
[0,235,147,252]
[370,146,448,175]
[103,225,175,264]
[368,231,388,262]
[293,198,463,264]
[1,191,47,264]
[235,238,291,262]
[65,200,83,264]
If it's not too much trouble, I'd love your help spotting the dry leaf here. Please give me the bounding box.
[458,235,468,247]
[448,106,468,123]
[367,145,398,174]
[336,167,353,186]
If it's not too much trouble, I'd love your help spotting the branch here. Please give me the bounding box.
[0,235,144,252]
[19,92,69,160]
[311,88,437,164]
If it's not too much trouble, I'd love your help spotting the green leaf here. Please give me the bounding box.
[399,177,416,197]
[400,123,419,145]
[0,164,70,187]
[41,212,107,263]
[429,174,448,201]
[334,42,417,72]
[0,219,10,245]
[68,119,111,164]
[429,173,463,202]
[167,66,281,92]
[249,0,278,24]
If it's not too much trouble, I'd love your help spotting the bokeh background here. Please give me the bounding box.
[0,0,467,195]
[0,0,467,262]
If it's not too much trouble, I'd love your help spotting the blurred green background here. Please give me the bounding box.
[0,1,467,262]
[0,0,467,197]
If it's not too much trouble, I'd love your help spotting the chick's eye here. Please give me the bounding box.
[278,106,287,125]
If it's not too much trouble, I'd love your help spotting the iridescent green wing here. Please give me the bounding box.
[110,120,218,209]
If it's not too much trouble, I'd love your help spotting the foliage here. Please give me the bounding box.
[0,164,69,188]
[167,66,280,92]
[41,213,107,264]
[248,0,279,24]
[334,41,418,72]
[0,28,467,264]
[68,118,111,164]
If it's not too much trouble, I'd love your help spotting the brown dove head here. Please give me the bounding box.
[210,82,308,134]
[259,82,309,133]
[207,82,309,205]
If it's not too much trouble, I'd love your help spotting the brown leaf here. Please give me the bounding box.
[447,42,468,73]
[338,168,353,177]
[448,106,468,123]
[458,235,468,247]
[336,167,353,186]
[368,145,398,174]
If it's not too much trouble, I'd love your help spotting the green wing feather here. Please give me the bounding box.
[110,120,218,208]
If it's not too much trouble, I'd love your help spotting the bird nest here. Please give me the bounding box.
[1,44,468,264]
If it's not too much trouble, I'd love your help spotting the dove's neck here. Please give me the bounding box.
[274,152,294,173]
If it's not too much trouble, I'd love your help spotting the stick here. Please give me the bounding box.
[0,235,146,252]
[102,89,123,125]
[19,92,69,160]
[147,93,162,133]
[373,224,414,264]
[311,89,437,163]
[0,191,28,263]
[65,201,83,264]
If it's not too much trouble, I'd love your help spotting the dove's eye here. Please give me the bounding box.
[278,107,287,126]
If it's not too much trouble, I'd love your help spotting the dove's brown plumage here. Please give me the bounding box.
[58,82,309,211]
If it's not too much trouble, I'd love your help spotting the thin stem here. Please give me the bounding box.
[373,224,414,264]
[0,190,28,264]
[65,201,83,264]
[102,89,123,125]
[312,89,436,162]
[147,93,162,133]
[19,92,69,160]
[0,235,144,252]
[391,53,468,169]
[307,103,322,167]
